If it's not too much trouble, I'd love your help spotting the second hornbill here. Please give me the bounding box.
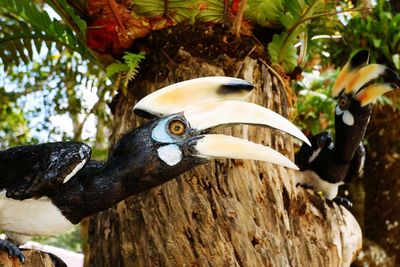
[295,50,400,206]
[0,77,309,262]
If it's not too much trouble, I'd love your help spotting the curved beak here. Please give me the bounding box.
[346,64,399,95]
[184,100,310,146]
[332,50,370,97]
[355,83,399,106]
[332,49,400,100]
[347,63,400,106]
[181,100,309,169]
[193,134,299,169]
[134,77,309,169]
[133,76,253,118]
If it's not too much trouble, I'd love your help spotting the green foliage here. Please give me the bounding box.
[294,70,337,135]
[268,0,325,73]
[0,0,97,71]
[106,52,146,93]
[34,225,82,252]
[0,0,111,251]
[133,0,199,24]
[328,0,400,71]
[196,0,225,22]
[268,33,298,72]
[244,0,284,27]
[45,0,87,36]
[0,101,31,148]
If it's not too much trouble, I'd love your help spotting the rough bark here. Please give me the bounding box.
[87,29,362,266]
[362,97,400,265]
[0,250,64,267]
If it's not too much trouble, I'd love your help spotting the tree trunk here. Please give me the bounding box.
[86,27,361,266]
[361,94,400,266]
[0,250,65,267]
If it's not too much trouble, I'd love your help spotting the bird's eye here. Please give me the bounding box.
[168,120,186,136]
[338,96,348,110]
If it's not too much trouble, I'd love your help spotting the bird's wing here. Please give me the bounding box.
[344,143,366,183]
[0,141,91,200]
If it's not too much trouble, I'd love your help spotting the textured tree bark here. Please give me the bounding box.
[0,250,64,267]
[86,32,362,266]
[361,98,400,266]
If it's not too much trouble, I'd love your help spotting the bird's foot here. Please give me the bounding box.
[333,196,353,209]
[0,239,25,263]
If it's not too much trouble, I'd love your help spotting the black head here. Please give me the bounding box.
[332,51,400,161]
[107,77,312,192]
[295,132,333,170]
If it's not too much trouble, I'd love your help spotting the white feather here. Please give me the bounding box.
[63,159,87,183]
[308,148,322,163]
[0,191,73,238]
[343,111,354,126]
[157,145,182,166]
[295,170,343,200]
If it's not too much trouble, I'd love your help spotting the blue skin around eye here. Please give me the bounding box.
[152,118,176,143]
[152,116,189,144]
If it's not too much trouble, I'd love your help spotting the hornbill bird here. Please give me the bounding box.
[295,50,400,206]
[0,77,309,262]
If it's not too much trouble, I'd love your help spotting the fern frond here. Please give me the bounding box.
[0,0,97,71]
[122,52,146,70]
[106,52,145,94]
[106,62,129,78]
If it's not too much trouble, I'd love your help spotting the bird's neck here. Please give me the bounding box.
[51,155,159,224]
[333,105,372,162]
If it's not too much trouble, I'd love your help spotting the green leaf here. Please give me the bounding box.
[197,0,224,22]
[106,62,129,77]
[244,0,284,27]
[285,0,304,19]
[268,33,298,72]
[106,52,146,93]
[134,0,199,24]
[392,54,400,70]
[122,52,146,69]
[373,38,381,47]
[45,0,87,36]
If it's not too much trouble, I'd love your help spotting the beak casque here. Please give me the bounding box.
[332,50,370,97]
[133,76,253,118]
[134,77,310,169]
[332,50,400,103]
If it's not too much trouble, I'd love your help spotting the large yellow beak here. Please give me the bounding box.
[332,50,370,97]
[355,83,398,106]
[133,76,253,118]
[134,77,311,170]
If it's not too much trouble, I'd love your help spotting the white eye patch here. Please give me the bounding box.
[157,144,182,166]
[342,110,354,126]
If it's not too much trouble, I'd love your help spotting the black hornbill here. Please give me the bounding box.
[295,50,400,205]
[0,77,309,262]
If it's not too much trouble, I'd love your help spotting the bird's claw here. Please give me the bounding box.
[333,196,353,209]
[0,239,25,263]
